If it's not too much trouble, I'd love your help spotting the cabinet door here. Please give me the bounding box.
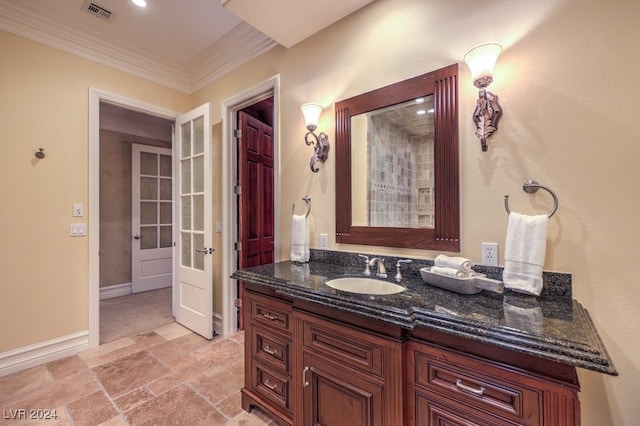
[302,352,384,426]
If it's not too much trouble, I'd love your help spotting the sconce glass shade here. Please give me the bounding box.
[300,103,323,131]
[464,43,502,88]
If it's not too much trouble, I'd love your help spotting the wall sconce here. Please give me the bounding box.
[300,103,329,172]
[464,43,503,152]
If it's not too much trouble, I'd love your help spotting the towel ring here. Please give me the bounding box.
[504,180,558,218]
[292,195,311,218]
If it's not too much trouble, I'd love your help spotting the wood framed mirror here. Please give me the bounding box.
[335,63,459,251]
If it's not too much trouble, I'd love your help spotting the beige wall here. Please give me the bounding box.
[196,1,639,424]
[1,0,638,423]
[0,30,191,350]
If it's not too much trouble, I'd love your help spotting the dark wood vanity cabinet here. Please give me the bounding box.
[242,287,582,426]
[242,288,403,425]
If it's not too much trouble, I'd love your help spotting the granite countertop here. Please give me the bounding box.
[232,251,617,376]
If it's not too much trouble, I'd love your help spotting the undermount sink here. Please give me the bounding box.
[325,277,406,295]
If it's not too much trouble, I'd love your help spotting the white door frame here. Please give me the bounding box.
[88,87,179,348]
[221,75,281,336]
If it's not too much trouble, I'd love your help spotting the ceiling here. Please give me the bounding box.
[0,0,374,94]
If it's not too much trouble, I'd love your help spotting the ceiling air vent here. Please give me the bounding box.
[82,1,116,21]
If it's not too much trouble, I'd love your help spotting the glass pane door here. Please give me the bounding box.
[139,152,172,250]
[180,116,205,271]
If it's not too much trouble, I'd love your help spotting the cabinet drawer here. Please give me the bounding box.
[249,292,292,334]
[411,343,541,425]
[250,362,292,412]
[301,315,385,377]
[251,324,291,374]
[416,392,509,426]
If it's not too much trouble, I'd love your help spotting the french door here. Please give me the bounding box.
[174,103,214,339]
[131,144,173,293]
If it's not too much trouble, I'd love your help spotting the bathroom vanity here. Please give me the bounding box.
[232,253,616,425]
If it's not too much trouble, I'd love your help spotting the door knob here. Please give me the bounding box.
[196,247,214,254]
[133,234,141,240]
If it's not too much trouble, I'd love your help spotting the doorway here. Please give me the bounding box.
[88,88,180,348]
[236,99,275,329]
[221,75,280,336]
[98,102,175,343]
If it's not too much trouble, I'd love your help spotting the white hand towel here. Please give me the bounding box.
[291,214,310,262]
[430,266,468,278]
[434,254,473,274]
[502,212,548,296]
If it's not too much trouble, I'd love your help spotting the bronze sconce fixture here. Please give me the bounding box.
[464,43,503,151]
[300,103,329,172]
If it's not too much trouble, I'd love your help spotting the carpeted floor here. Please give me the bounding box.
[100,287,174,343]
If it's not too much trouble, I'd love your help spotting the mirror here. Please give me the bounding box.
[335,64,459,251]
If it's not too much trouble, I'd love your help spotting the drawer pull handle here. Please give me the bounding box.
[303,366,310,387]
[456,379,485,396]
[263,312,278,320]
[263,379,278,391]
[263,345,278,356]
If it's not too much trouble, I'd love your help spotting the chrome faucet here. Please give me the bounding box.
[368,258,387,278]
[394,259,412,282]
[358,254,371,276]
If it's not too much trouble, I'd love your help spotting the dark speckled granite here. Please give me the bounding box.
[232,249,617,376]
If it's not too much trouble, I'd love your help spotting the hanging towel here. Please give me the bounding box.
[502,212,549,296]
[434,254,474,274]
[430,266,468,278]
[291,214,310,262]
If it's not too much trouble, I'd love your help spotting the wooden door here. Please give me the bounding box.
[238,111,274,328]
[174,103,214,339]
[131,144,173,293]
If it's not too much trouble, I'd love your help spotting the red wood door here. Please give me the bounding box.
[238,111,274,328]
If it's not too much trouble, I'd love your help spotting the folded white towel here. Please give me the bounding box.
[502,212,548,296]
[434,254,473,274]
[291,214,310,262]
[430,266,468,278]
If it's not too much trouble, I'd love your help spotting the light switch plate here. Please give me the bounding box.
[320,233,328,249]
[70,223,87,236]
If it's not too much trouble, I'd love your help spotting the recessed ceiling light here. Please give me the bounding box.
[416,110,426,115]
[415,98,425,104]
[132,0,147,7]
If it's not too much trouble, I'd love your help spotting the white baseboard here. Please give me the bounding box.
[0,331,89,377]
[99,282,132,300]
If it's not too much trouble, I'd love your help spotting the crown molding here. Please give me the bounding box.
[188,22,278,93]
[0,2,277,94]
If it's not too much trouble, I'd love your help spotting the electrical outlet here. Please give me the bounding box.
[481,242,499,266]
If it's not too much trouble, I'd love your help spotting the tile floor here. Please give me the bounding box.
[0,323,276,425]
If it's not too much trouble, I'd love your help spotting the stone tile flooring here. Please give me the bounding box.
[0,323,275,425]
